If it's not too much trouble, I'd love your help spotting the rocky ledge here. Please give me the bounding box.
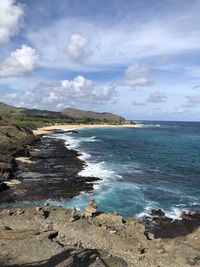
[0,124,36,187]
[0,135,100,203]
[0,200,200,267]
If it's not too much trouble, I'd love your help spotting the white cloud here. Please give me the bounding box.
[6,75,118,110]
[26,10,200,72]
[147,92,167,103]
[0,0,24,43]
[67,34,93,62]
[0,45,39,78]
[120,64,152,87]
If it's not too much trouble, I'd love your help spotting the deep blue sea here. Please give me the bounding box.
[50,121,200,218]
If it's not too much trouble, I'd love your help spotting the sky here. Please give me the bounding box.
[0,0,200,121]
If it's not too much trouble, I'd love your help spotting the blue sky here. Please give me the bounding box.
[0,0,200,120]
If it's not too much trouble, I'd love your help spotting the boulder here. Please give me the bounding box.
[151,209,165,217]
[84,197,98,217]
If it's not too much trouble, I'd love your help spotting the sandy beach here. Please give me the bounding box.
[33,123,144,136]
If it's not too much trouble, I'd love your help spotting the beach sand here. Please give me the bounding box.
[33,123,143,136]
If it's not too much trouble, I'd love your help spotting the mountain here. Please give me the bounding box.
[0,103,125,122]
[22,108,68,118]
[62,108,125,122]
[0,103,67,118]
[0,102,22,115]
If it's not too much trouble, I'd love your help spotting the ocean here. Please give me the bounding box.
[49,121,200,218]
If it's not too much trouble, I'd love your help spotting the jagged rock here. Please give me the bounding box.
[16,208,25,215]
[69,208,80,222]
[7,210,14,216]
[151,209,165,217]
[84,197,98,217]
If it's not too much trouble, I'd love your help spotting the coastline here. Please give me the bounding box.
[0,134,100,204]
[0,124,200,266]
[33,123,144,136]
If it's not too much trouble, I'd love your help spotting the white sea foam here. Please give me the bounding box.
[138,205,190,220]
[142,124,161,128]
[137,201,158,218]
[164,208,184,220]
[61,133,122,190]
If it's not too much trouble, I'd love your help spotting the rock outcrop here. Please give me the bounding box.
[0,205,199,266]
[84,197,98,217]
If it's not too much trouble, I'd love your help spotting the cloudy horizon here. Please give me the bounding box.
[0,0,200,121]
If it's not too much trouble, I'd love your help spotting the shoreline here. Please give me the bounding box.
[0,125,200,266]
[1,124,199,220]
[33,125,200,220]
[33,123,144,136]
[0,135,100,204]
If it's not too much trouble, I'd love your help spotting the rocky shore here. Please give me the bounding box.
[0,132,100,204]
[0,202,200,267]
[0,123,36,192]
[0,126,200,266]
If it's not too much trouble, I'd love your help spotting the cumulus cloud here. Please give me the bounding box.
[120,64,152,88]
[8,75,118,110]
[0,0,24,43]
[0,45,39,78]
[147,92,167,103]
[67,34,93,62]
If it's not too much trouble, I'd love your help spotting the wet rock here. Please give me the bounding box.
[65,130,79,134]
[143,211,200,238]
[0,137,100,204]
[151,209,165,217]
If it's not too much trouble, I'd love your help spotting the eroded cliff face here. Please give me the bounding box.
[0,123,36,191]
[0,205,199,267]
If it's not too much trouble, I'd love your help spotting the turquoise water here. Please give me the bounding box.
[49,121,200,218]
